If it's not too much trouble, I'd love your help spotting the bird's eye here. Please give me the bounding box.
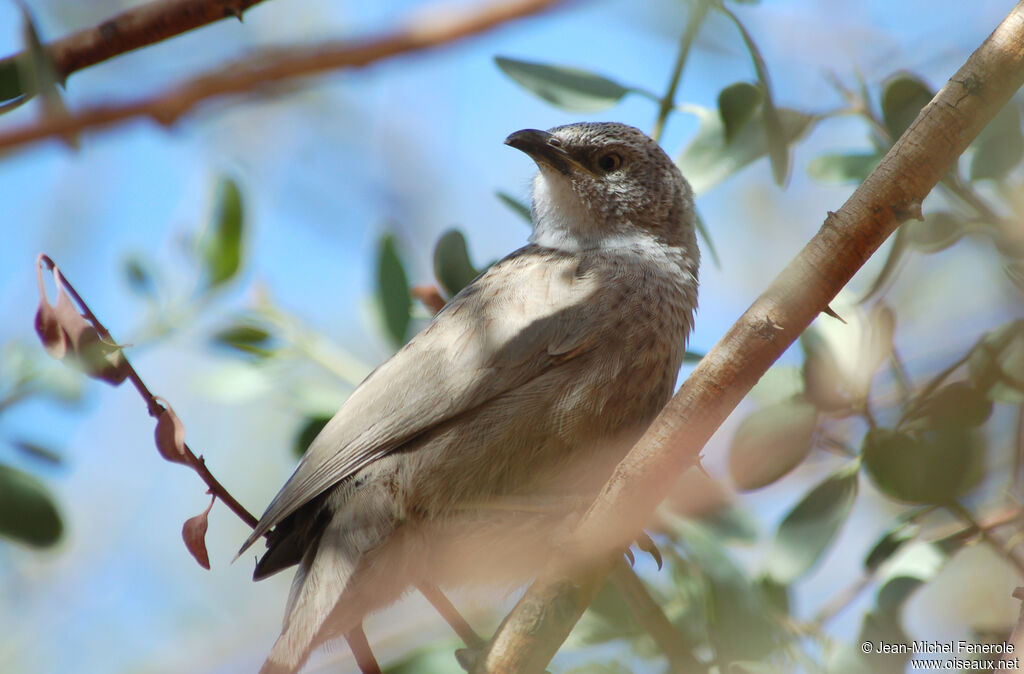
[597,152,622,172]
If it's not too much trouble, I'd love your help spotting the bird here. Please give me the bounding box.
[238,121,700,674]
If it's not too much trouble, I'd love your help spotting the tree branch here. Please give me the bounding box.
[3,0,267,84]
[478,2,1024,670]
[0,0,564,153]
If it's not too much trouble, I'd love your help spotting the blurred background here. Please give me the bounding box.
[0,0,1021,672]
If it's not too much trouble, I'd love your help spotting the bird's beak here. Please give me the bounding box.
[505,129,586,175]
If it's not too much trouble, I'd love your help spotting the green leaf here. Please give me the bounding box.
[496,190,532,225]
[201,177,244,289]
[676,104,816,195]
[10,440,63,466]
[0,463,62,547]
[717,82,762,143]
[293,415,332,458]
[807,152,881,184]
[211,323,275,359]
[683,350,705,363]
[719,5,789,185]
[968,319,1024,403]
[880,73,933,141]
[0,55,27,111]
[861,428,984,504]
[433,230,480,297]
[574,579,642,645]
[376,234,412,346]
[123,255,157,298]
[728,399,818,491]
[766,463,858,583]
[903,381,993,431]
[864,520,919,572]
[970,102,1023,181]
[495,56,630,112]
[675,522,780,662]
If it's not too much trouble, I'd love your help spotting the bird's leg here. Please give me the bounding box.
[417,581,485,647]
[345,625,382,674]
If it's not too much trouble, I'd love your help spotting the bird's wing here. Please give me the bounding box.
[238,248,616,555]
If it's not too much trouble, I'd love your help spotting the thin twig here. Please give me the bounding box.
[947,500,1024,577]
[650,0,708,143]
[39,254,260,528]
[2,0,267,84]
[0,0,564,153]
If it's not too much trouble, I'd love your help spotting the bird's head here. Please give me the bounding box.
[505,122,695,253]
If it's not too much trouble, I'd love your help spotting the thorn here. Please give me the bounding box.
[893,199,924,223]
[823,305,847,323]
[226,5,244,21]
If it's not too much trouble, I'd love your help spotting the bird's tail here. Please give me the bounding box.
[258,542,360,674]
[258,497,408,674]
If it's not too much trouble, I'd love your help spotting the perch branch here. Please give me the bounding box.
[478,2,1024,671]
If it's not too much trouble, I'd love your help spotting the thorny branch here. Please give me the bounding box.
[3,0,268,84]
[0,0,564,153]
[33,255,480,672]
[478,2,1024,671]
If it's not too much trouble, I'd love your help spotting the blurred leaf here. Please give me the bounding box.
[433,230,480,297]
[800,328,850,412]
[294,415,331,457]
[861,428,984,504]
[728,399,818,491]
[676,522,781,662]
[683,350,705,363]
[1006,261,1024,292]
[717,82,762,143]
[376,234,412,346]
[903,211,964,254]
[211,323,275,360]
[123,255,157,299]
[201,177,244,289]
[677,104,816,195]
[880,73,933,141]
[700,502,759,543]
[766,462,858,583]
[694,207,721,268]
[808,152,881,184]
[718,4,789,184]
[859,224,909,303]
[0,462,62,547]
[0,55,27,112]
[496,191,532,225]
[856,608,911,674]
[384,642,462,674]
[10,439,62,466]
[864,520,919,572]
[575,579,641,645]
[563,662,633,674]
[970,102,1023,181]
[903,381,993,431]
[968,319,1024,404]
[495,56,630,112]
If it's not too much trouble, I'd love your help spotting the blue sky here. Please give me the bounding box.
[0,1,1018,672]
